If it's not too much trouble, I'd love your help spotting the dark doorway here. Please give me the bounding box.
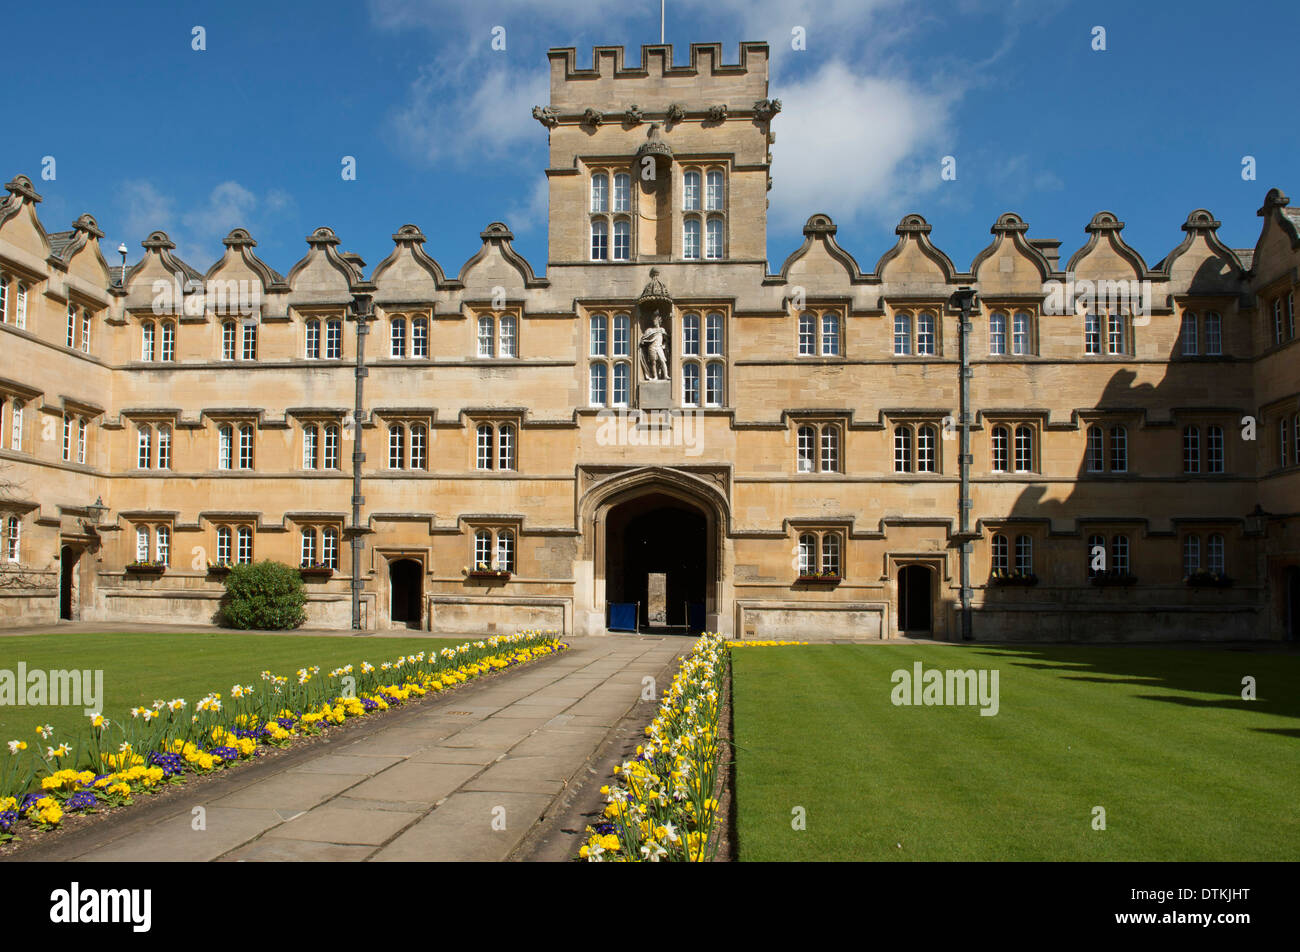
[605,492,707,630]
[899,565,933,634]
[1286,567,1300,642]
[389,559,423,629]
[59,546,78,621]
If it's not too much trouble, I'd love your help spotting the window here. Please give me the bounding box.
[1183,534,1201,576]
[705,170,724,211]
[155,526,169,566]
[613,220,631,261]
[306,319,321,358]
[410,317,428,358]
[61,414,72,462]
[612,362,630,407]
[303,424,319,469]
[136,526,149,562]
[157,425,170,469]
[216,527,232,565]
[472,527,516,573]
[9,400,21,451]
[1014,425,1034,472]
[241,322,257,360]
[1109,426,1128,472]
[218,424,233,470]
[612,315,629,357]
[683,314,700,356]
[613,174,631,212]
[591,220,608,261]
[498,424,515,470]
[894,426,912,473]
[917,425,937,473]
[221,321,236,360]
[705,362,724,407]
[5,515,19,562]
[1183,425,1200,474]
[1107,312,1127,355]
[1282,417,1291,468]
[991,425,1009,472]
[1207,425,1224,474]
[390,317,406,358]
[410,424,426,470]
[1290,293,1297,340]
[1012,312,1031,355]
[322,527,339,569]
[323,424,340,469]
[160,321,174,361]
[683,171,700,210]
[476,424,492,470]
[589,315,630,408]
[141,321,155,361]
[1015,535,1033,575]
[81,310,92,354]
[794,529,845,578]
[1087,534,1105,578]
[496,529,515,573]
[77,418,88,465]
[589,363,607,406]
[916,312,936,355]
[66,305,76,348]
[15,284,26,328]
[0,275,6,322]
[236,526,253,564]
[821,313,841,356]
[474,529,492,569]
[705,312,723,356]
[137,425,151,469]
[1181,312,1198,355]
[989,312,1007,355]
[894,313,912,355]
[1207,533,1225,574]
[590,173,608,213]
[991,534,1009,575]
[301,528,317,567]
[797,426,815,473]
[326,319,342,359]
[798,313,815,356]
[1191,313,1218,358]
[389,425,406,469]
[705,218,724,259]
[682,363,700,407]
[238,425,254,469]
[1111,535,1130,575]
[819,425,840,473]
[590,315,607,357]
[1084,313,1101,355]
[498,316,516,358]
[478,316,494,358]
[683,219,701,260]
[1273,297,1284,345]
[1086,426,1104,472]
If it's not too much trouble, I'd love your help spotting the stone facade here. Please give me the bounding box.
[1,42,1298,641]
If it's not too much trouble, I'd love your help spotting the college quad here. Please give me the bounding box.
[0,42,1297,642]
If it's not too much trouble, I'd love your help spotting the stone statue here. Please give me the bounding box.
[640,311,670,381]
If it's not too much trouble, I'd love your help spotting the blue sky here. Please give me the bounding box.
[2,0,1295,277]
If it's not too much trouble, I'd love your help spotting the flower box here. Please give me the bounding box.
[468,570,511,581]
[125,562,166,576]
[1185,572,1233,589]
[1090,572,1137,587]
[796,574,842,584]
[989,572,1038,587]
[207,562,233,576]
[299,565,334,580]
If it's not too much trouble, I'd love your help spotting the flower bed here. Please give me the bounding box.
[0,630,566,845]
[124,562,166,575]
[580,632,726,862]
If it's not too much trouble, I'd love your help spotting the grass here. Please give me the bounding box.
[732,644,1300,861]
[0,632,466,742]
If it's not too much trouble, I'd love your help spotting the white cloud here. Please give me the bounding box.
[506,175,551,233]
[768,60,954,231]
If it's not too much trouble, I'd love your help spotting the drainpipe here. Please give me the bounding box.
[349,286,376,631]
[950,287,978,641]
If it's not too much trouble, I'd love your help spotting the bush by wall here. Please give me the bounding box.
[221,561,307,630]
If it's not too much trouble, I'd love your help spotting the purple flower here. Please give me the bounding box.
[67,790,97,811]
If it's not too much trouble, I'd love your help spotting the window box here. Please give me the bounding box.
[989,571,1038,587]
[468,569,511,581]
[1090,571,1137,588]
[299,565,334,580]
[796,573,842,585]
[125,562,166,576]
[206,562,233,577]
[1185,571,1233,589]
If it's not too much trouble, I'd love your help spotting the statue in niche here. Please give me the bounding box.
[639,310,670,381]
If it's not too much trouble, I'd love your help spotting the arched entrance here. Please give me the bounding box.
[59,545,79,621]
[898,564,933,635]
[605,492,707,630]
[389,559,423,629]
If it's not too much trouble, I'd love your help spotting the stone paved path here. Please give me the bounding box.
[37,636,687,862]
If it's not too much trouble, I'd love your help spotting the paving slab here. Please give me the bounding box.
[264,805,421,845]
[219,839,376,862]
[290,752,406,775]
[344,761,481,805]
[407,746,508,765]
[369,792,554,862]
[208,770,367,812]
[76,806,285,862]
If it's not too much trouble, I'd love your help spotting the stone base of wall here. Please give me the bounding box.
[429,596,568,635]
[0,591,59,627]
[735,601,887,641]
[971,606,1263,641]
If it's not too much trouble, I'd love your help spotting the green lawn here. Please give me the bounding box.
[732,644,1300,861]
[0,632,466,742]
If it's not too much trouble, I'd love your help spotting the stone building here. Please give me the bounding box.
[1,42,1297,640]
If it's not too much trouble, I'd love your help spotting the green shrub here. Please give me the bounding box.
[221,560,306,630]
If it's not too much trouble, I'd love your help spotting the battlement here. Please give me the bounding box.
[547,42,769,113]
